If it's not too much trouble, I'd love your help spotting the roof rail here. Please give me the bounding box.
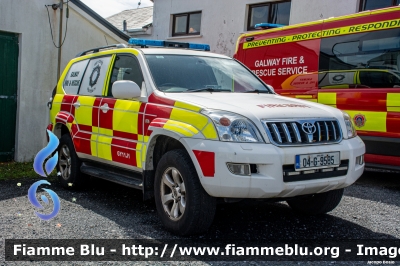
[76,43,128,57]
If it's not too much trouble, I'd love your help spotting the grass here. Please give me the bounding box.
[0,161,57,181]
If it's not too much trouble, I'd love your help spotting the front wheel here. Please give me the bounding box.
[154,149,216,236]
[286,188,344,215]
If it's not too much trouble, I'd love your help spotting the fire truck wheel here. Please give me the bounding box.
[154,149,216,236]
[57,134,87,189]
[286,188,344,215]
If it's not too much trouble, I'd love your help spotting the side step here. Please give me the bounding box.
[80,163,143,190]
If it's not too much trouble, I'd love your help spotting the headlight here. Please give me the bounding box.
[342,111,357,138]
[201,109,263,143]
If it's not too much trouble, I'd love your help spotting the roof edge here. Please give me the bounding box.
[70,0,130,42]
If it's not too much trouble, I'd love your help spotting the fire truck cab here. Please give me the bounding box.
[235,6,400,171]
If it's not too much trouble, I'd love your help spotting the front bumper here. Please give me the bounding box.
[184,136,365,198]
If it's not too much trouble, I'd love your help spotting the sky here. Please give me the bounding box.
[80,0,153,18]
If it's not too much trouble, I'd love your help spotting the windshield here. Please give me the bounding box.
[145,55,272,93]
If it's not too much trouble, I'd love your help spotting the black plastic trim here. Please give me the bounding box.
[360,136,400,157]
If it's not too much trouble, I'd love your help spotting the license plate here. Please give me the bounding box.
[295,152,340,171]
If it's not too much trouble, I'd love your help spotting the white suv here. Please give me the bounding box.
[47,40,365,236]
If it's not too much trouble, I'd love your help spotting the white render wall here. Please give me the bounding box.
[0,0,127,162]
[152,0,361,56]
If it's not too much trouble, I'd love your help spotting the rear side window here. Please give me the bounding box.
[319,28,400,89]
[63,59,89,94]
[79,56,113,96]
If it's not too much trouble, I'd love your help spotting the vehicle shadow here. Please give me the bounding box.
[47,176,398,240]
[344,170,400,208]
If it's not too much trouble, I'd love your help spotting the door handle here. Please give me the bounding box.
[100,103,110,113]
[73,101,81,108]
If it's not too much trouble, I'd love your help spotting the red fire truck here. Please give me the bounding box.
[234,6,400,171]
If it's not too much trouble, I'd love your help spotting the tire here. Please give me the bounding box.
[286,188,344,215]
[57,134,88,189]
[154,149,216,236]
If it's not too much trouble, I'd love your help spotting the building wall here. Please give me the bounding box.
[152,0,361,56]
[0,0,127,162]
[290,0,359,24]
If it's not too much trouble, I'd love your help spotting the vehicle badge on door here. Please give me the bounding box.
[87,60,103,93]
[353,114,366,128]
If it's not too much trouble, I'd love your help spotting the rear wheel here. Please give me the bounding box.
[154,149,216,236]
[57,134,88,189]
[286,188,344,215]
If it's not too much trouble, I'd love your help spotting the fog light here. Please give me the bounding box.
[227,163,251,176]
[356,155,364,165]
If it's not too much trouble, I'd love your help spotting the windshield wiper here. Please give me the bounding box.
[187,88,231,93]
[243,89,271,94]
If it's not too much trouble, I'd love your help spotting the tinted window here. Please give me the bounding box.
[145,55,272,93]
[79,56,113,96]
[63,59,89,94]
[359,0,400,11]
[248,1,291,31]
[172,12,201,36]
[108,55,143,97]
[319,28,400,89]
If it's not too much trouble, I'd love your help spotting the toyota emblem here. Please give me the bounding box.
[302,122,316,134]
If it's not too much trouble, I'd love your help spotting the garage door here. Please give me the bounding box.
[0,31,18,162]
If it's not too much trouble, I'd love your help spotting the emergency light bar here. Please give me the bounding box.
[254,23,285,29]
[128,38,210,51]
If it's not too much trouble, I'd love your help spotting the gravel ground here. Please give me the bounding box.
[0,169,399,265]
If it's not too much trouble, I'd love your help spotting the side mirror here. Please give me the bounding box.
[112,80,141,99]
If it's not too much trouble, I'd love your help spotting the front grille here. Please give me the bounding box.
[262,119,342,146]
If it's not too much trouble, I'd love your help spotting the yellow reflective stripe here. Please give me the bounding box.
[295,95,313,99]
[90,134,97,157]
[163,121,197,137]
[136,143,142,168]
[164,120,199,135]
[318,92,337,107]
[99,127,113,136]
[97,136,112,160]
[113,100,141,134]
[243,18,400,49]
[104,55,116,96]
[202,122,218,139]
[346,111,387,132]
[387,93,400,112]
[169,108,209,130]
[141,144,147,163]
[75,96,96,127]
[174,101,202,112]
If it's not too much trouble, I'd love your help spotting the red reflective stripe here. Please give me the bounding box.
[92,98,102,127]
[60,95,74,112]
[111,137,138,149]
[138,103,146,136]
[73,138,91,155]
[336,91,387,112]
[78,124,92,132]
[111,145,137,166]
[193,150,215,177]
[387,112,400,135]
[113,130,138,141]
[144,104,173,136]
[365,154,400,166]
[148,93,176,106]
[99,98,116,130]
